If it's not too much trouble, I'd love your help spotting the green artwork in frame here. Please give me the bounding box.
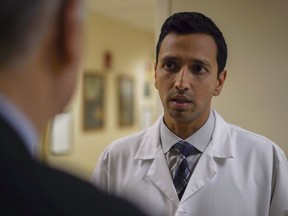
[83,73,105,130]
[117,75,134,127]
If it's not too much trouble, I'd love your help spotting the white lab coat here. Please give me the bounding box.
[92,110,288,216]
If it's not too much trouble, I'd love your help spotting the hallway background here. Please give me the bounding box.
[43,0,288,180]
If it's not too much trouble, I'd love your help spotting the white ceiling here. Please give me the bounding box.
[87,0,156,33]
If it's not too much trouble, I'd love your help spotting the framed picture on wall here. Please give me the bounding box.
[83,73,105,130]
[117,75,134,127]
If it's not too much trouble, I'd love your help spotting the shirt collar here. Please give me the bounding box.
[160,110,215,154]
[0,92,39,158]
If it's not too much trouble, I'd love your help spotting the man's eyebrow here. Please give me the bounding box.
[159,55,212,68]
[192,59,212,68]
[160,56,179,62]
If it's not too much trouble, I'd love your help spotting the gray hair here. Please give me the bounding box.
[0,0,62,69]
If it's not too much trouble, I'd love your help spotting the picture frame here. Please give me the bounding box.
[117,75,134,127]
[83,73,105,130]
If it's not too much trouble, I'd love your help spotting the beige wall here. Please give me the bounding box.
[47,12,156,180]
[170,0,288,155]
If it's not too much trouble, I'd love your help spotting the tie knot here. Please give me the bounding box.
[174,140,196,157]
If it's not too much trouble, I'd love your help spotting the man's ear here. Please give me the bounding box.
[154,62,159,89]
[214,70,227,96]
[58,0,83,66]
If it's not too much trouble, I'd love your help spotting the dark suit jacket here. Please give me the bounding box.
[0,115,147,216]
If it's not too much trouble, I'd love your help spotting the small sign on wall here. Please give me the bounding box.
[50,112,72,155]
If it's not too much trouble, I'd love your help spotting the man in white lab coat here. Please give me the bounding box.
[92,12,288,216]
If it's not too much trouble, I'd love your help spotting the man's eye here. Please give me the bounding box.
[192,64,206,74]
[163,62,176,71]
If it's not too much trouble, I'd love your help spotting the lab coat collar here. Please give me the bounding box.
[134,110,234,205]
[210,110,234,159]
[135,110,234,160]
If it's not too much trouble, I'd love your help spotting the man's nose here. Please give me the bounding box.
[174,67,190,91]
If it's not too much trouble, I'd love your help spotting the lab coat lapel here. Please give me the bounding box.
[180,143,216,202]
[181,110,234,202]
[146,149,179,206]
[134,115,179,206]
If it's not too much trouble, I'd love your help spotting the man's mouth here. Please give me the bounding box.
[172,98,190,103]
[171,95,192,103]
[170,95,192,108]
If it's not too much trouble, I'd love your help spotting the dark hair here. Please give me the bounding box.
[156,12,227,74]
[0,0,59,68]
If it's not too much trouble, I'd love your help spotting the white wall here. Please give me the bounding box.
[169,0,288,155]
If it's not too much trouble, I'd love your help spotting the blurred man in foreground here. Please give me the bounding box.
[0,1,147,215]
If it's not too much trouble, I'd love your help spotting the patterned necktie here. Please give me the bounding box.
[173,140,196,200]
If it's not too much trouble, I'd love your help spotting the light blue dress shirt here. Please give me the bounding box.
[0,92,38,158]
